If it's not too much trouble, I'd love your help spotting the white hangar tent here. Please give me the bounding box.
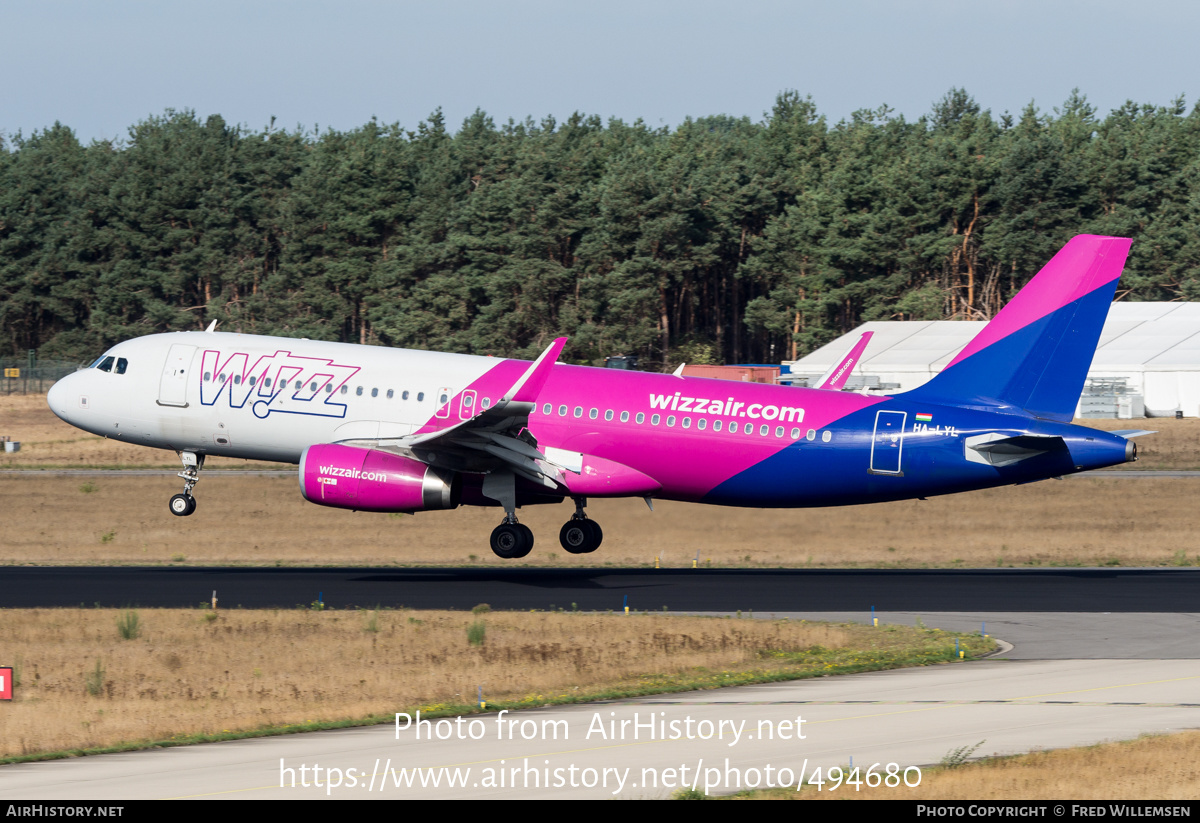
[784,303,1200,418]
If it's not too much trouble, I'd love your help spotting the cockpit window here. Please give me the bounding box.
[115,358,128,375]
[96,356,115,372]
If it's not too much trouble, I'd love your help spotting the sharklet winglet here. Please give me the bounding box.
[502,337,566,405]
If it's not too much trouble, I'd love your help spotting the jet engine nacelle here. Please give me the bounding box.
[299,443,460,512]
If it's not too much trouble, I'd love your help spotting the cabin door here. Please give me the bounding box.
[869,410,906,475]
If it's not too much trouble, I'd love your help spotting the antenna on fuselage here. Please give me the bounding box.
[204,320,218,333]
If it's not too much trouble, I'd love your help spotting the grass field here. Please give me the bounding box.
[2,473,1199,567]
[0,608,989,761]
[742,731,1200,800]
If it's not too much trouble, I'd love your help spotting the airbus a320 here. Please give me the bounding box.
[47,235,1144,559]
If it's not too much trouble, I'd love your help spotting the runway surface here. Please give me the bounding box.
[3,566,1199,612]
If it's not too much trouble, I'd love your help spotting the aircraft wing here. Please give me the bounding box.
[337,338,569,489]
[815,331,873,390]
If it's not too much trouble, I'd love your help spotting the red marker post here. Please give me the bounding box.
[0,667,12,700]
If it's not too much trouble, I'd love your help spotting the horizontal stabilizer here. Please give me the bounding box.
[1109,430,1156,439]
[965,433,1067,468]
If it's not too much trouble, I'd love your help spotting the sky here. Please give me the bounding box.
[2,0,1198,143]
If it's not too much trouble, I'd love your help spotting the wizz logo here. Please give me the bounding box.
[200,350,361,420]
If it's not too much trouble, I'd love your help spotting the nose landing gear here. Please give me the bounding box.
[169,451,203,517]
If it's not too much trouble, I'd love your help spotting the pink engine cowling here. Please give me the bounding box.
[299,443,460,512]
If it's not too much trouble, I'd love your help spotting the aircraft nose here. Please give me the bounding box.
[46,372,83,425]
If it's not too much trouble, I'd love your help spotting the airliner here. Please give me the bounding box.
[47,235,1144,559]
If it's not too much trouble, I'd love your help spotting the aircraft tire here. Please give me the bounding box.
[560,519,602,553]
[516,524,534,558]
[169,494,195,517]
[584,519,603,551]
[559,521,591,553]
[490,523,532,559]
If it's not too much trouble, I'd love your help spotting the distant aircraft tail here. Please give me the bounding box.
[816,331,873,390]
[901,235,1132,422]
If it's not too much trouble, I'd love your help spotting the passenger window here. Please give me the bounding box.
[325,384,332,393]
[339,385,347,394]
[543,403,552,415]
[636,413,645,424]
[440,393,449,405]
[589,409,598,420]
[682,418,691,429]
[604,410,613,421]
[115,358,128,375]
[356,386,363,396]
[790,428,800,439]
[463,395,474,408]
[713,420,722,432]
[697,418,706,431]
[574,407,583,418]
[402,390,409,400]
[806,429,816,441]
[620,411,629,423]
[310,381,318,392]
[651,414,660,425]
[759,425,769,436]
[371,388,379,398]
[233,375,241,385]
[294,380,301,389]
[264,378,271,388]
[666,416,675,427]
[482,397,491,409]
[203,371,211,382]
[417,392,425,401]
[558,405,567,416]
[387,389,394,399]
[822,431,832,443]
[729,422,739,434]
[775,426,784,437]
[250,376,257,386]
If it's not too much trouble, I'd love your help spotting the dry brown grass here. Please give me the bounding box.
[0,608,856,758]
[0,394,262,469]
[1,473,1197,567]
[751,731,1200,800]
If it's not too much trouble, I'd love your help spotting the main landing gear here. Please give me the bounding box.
[485,495,605,559]
[169,451,203,517]
[490,516,534,559]
[558,497,602,554]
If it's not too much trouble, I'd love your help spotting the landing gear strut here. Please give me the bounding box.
[484,470,533,558]
[559,497,602,554]
[169,451,203,517]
